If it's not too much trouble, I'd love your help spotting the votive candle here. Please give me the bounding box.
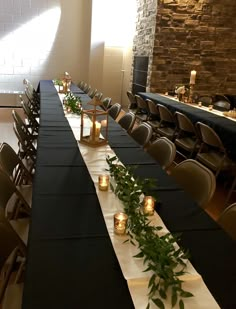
[98,175,109,191]
[143,196,155,216]
[208,105,213,111]
[114,212,128,235]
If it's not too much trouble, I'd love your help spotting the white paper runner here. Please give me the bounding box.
[58,91,220,308]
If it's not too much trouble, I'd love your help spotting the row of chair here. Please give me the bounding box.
[0,79,40,307]
[127,91,234,180]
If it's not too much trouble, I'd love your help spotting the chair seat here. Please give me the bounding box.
[2,283,23,309]
[175,136,198,152]
[135,113,148,122]
[147,120,160,130]
[157,126,175,140]
[10,218,30,246]
[196,151,232,172]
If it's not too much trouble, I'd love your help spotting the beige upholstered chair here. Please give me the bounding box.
[0,247,25,309]
[146,99,160,133]
[95,92,103,100]
[156,104,176,141]
[88,88,97,98]
[196,122,232,177]
[218,203,236,240]
[101,97,112,110]
[108,103,122,120]
[174,111,199,159]
[127,91,137,111]
[130,122,153,148]
[134,95,149,122]
[170,159,216,208]
[147,137,176,170]
[118,112,136,133]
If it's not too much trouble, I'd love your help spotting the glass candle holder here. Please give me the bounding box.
[98,175,109,191]
[198,101,202,107]
[114,212,128,235]
[208,105,213,111]
[143,196,155,216]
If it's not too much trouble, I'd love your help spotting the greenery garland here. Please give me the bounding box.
[106,156,193,309]
[63,92,82,115]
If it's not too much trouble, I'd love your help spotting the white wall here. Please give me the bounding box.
[0,0,92,92]
[89,0,136,108]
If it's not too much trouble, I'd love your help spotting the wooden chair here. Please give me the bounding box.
[170,159,216,208]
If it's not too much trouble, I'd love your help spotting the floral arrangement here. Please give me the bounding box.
[63,92,82,115]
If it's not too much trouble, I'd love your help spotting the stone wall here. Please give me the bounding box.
[133,0,236,96]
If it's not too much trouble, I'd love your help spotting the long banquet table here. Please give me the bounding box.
[139,92,236,161]
[22,81,236,309]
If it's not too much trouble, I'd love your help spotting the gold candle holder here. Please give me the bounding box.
[143,196,155,216]
[98,175,109,191]
[114,212,128,235]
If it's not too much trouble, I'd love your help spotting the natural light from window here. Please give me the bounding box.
[0,7,61,91]
[92,0,137,47]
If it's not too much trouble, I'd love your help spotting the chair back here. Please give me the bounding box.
[108,103,122,120]
[196,122,224,149]
[127,91,137,109]
[198,95,213,106]
[135,95,149,113]
[0,143,32,186]
[88,88,97,98]
[171,159,216,208]
[147,137,176,170]
[95,92,103,100]
[146,99,159,119]
[130,123,153,147]
[22,102,39,134]
[13,122,37,163]
[118,112,136,133]
[218,202,236,240]
[102,97,112,110]
[175,111,196,134]
[213,100,231,111]
[158,104,175,123]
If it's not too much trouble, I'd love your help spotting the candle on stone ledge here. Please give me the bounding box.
[98,175,109,191]
[114,212,128,235]
[143,196,155,216]
[190,70,197,85]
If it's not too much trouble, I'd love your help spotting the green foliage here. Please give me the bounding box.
[53,79,63,86]
[106,155,193,309]
[64,92,82,115]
